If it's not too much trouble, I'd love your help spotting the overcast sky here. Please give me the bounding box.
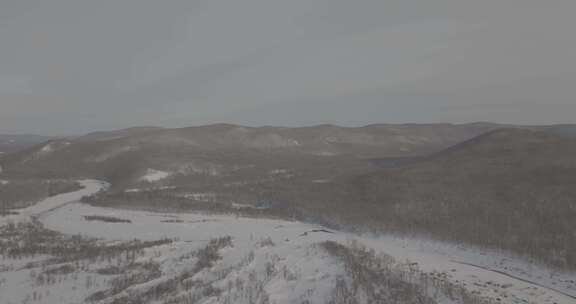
[1,0,575,135]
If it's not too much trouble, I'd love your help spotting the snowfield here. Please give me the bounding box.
[43,203,576,304]
[140,169,171,182]
[1,181,575,304]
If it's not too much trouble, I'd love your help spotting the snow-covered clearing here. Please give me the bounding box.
[140,169,171,182]
[178,192,217,201]
[1,181,575,304]
[23,142,71,162]
[125,186,177,193]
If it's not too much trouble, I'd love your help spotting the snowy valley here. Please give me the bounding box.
[1,180,575,304]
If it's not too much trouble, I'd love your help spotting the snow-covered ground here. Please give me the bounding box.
[362,236,576,304]
[23,141,72,162]
[1,181,575,304]
[124,186,177,193]
[40,202,576,304]
[140,169,171,182]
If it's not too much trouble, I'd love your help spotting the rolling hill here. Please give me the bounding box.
[336,129,576,269]
[0,123,501,184]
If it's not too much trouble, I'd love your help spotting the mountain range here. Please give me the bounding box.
[2,123,576,269]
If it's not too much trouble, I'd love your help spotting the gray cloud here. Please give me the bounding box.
[1,0,575,134]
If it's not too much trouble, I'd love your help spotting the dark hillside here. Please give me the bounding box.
[337,129,576,269]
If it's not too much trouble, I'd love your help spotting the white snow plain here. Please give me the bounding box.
[41,201,576,304]
[140,169,171,182]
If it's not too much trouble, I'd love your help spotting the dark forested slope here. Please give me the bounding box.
[339,129,576,269]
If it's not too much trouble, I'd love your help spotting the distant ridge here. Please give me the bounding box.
[0,134,54,154]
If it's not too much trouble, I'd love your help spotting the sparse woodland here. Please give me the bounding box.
[320,240,496,304]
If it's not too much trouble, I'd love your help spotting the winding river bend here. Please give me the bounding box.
[0,179,107,226]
